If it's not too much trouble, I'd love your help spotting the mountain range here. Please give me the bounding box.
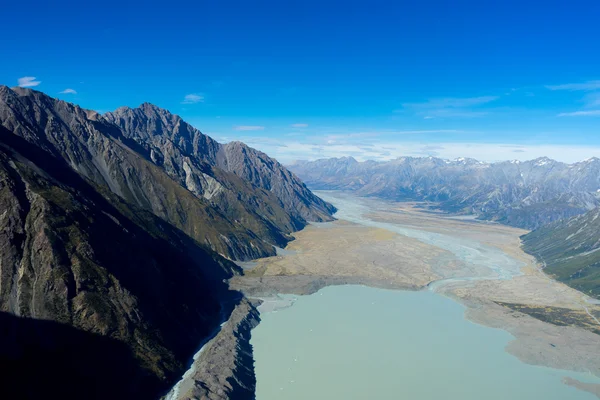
[290,156,600,229]
[2,84,599,398]
[290,155,600,299]
[0,86,335,399]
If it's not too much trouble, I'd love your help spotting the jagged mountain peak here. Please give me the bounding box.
[109,102,190,125]
[531,156,557,166]
[582,156,600,163]
[1,87,336,260]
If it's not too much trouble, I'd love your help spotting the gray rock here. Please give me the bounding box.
[104,104,336,225]
[0,86,336,260]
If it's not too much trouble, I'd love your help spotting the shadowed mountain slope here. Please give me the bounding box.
[0,129,243,398]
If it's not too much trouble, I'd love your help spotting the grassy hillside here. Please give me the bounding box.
[522,208,600,299]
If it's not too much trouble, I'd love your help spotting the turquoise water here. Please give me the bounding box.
[252,285,599,400]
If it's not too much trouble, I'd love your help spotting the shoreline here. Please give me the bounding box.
[166,298,260,400]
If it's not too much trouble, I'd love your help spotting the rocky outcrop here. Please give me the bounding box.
[290,156,600,229]
[105,104,336,224]
[167,298,260,400]
[220,141,335,222]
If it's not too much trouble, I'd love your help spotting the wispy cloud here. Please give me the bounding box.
[233,125,265,131]
[404,96,499,109]
[550,80,600,115]
[17,76,41,87]
[233,137,600,165]
[401,96,499,118]
[557,110,600,117]
[59,88,77,94]
[423,110,490,118]
[546,80,600,91]
[290,123,309,128]
[583,92,600,108]
[181,93,204,104]
[322,129,461,143]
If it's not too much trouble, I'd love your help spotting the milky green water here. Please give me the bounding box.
[251,192,600,399]
[252,285,599,400]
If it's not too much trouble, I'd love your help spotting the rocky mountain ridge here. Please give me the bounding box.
[104,103,335,224]
[0,86,335,260]
[290,155,600,229]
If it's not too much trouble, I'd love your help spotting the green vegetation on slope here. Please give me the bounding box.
[522,208,600,299]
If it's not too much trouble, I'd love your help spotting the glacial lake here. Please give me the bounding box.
[252,285,599,400]
[251,192,600,399]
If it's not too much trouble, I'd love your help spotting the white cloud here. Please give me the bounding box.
[583,92,600,108]
[17,76,41,87]
[401,96,499,118]
[237,138,600,165]
[233,125,265,131]
[59,88,77,94]
[550,81,600,116]
[557,110,600,117]
[322,129,460,142]
[420,109,490,118]
[290,123,309,128]
[403,96,499,109]
[546,80,600,91]
[216,124,597,164]
[181,93,204,104]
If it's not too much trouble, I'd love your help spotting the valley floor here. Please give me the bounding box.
[233,192,600,398]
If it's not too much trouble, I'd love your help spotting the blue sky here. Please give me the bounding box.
[2,0,600,163]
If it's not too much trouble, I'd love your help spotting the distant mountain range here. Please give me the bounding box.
[0,86,335,399]
[290,156,600,229]
[291,155,600,299]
